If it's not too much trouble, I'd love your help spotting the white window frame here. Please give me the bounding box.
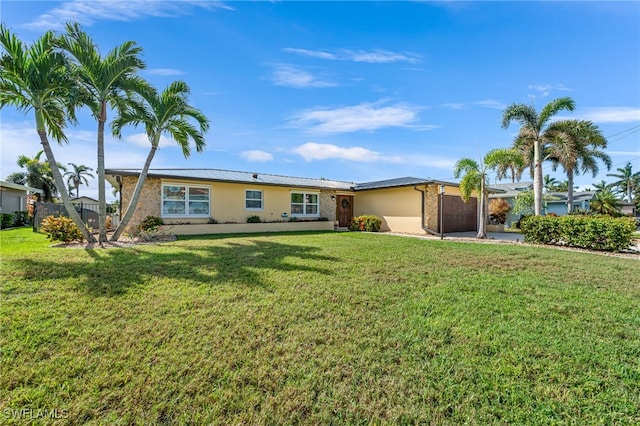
[161,183,211,218]
[245,189,264,211]
[290,191,320,218]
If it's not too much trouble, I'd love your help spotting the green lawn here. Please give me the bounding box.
[1,228,639,424]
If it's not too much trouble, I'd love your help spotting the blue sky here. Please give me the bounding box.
[1,1,639,201]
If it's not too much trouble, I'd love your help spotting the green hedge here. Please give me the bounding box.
[349,215,382,232]
[520,215,636,252]
[1,213,14,229]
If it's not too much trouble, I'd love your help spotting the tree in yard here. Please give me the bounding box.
[110,80,209,241]
[454,148,517,238]
[64,163,94,197]
[543,175,560,192]
[57,22,147,243]
[607,162,640,204]
[7,151,62,201]
[546,119,611,213]
[491,148,525,183]
[502,97,576,216]
[590,189,622,216]
[0,25,95,241]
[592,180,611,193]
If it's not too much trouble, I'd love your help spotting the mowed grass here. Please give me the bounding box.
[1,228,639,424]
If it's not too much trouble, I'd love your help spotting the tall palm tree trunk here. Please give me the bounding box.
[566,170,575,213]
[37,128,96,243]
[97,102,107,243]
[533,140,543,216]
[477,178,487,239]
[110,145,158,241]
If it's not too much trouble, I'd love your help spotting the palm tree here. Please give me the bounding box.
[502,97,576,216]
[454,148,517,239]
[590,189,622,216]
[7,151,62,201]
[592,180,611,193]
[491,148,525,183]
[57,22,147,243]
[546,119,611,213]
[110,81,209,241]
[543,175,559,192]
[64,163,94,197]
[0,25,95,241]
[607,162,640,203]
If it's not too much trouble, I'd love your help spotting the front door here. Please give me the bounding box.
[336,195,354,227]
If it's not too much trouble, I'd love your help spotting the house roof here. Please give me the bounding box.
[0,180,43,194]
[106,168,355,191]
[545,191,596,203]
[488,182,533,198]
[353,177,433,191]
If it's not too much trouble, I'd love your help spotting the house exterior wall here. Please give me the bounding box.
[354,186,423,233]
[120,176,340,232]
[0,188,26,213]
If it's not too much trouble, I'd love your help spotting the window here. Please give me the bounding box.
[291,192,319,217]
[245,190,263,210]
[162,184,210,217]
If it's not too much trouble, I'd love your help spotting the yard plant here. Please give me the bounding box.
[1,228,639,424]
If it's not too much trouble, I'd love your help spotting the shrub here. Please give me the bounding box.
[349,215,382,232]
[13,211,31,227]
[520,215,636,252]
[138,216,164,232]
[105,216,113,230]
[247,215,261,223]
[488,198,510,225]
[1,213,14,229]
[40,215,84,243]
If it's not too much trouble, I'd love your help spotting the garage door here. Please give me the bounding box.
[443,195,477,232]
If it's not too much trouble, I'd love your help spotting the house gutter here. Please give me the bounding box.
[413,184,442,237]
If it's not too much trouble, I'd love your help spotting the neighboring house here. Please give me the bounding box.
[488,182,533,227]
[71,196,100,213]
[544,191,596,216]
[106,169,481,235]
[0,180,43,214]
[620,202,637,217]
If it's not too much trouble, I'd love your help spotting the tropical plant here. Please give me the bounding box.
[6,151,62,201]
[592,180,612,193]
[543,175,560,192]
[110,81,209,241]
[64,162,94,197]
[488,198,511,225]
[502,97,576,216]
[589,189,622,216]
[0,25,94,241]
[546,119,611,213]
[57,22,147,243]
[454,148,517,238]
[607,162,640,204]
[511,190,535,217]
[491,148,525,183]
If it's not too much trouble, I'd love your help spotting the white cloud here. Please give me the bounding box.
[240,150,274,162]
[572,107,640,123]
[271,64,337,88]
[25,0,233,30]
[146,68,185,76]
[288,101,428,134]
[283,47,421,64]
[293,143,382,162]
[528,83,572,96]
[474,99,507,110]
[292,142,455,170]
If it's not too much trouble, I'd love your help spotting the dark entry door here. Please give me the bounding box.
[336,195,353,227]
[443,195,477,232]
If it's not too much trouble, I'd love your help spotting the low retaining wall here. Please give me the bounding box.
[158,221,335,235]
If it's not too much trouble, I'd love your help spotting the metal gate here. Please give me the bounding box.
[443,195,477,232]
